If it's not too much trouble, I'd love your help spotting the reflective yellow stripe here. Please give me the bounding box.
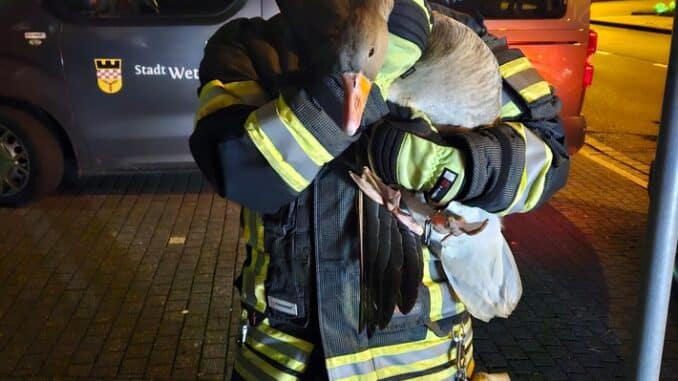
[253,210,267,312]
[421,248,444,322]
[500,101,522,119]
[328,322,473,381]
[410,355,473,381]
[243,207,264,252]
[242,207,252,247]
[519,80,551,103]
[500,123,529,216]
[241,208,268,313]
[258,319,314,353]
[328,328,456,370]
[524,140,554,211]
[196,79,267,121]
[247,333,307,372]
[252,248,269,313]
[373,352,452,380]
[275,96,333,166]
[500,123,555,214]
[238,344,299,381]
[499,57,531,79]
[244,112,310,192]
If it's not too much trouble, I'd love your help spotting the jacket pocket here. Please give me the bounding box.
[262,198,312,331]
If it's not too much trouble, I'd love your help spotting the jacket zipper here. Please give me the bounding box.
[313,169,328,363]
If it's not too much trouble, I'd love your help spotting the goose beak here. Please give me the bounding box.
[342,72,373,136]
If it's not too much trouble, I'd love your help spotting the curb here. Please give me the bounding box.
[590,19,673,34]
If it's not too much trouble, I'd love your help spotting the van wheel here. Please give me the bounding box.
[0,106,64,206]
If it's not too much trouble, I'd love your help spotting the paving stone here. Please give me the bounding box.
[480,353,509,370]
[146,364,172,379]
[0,155,674,380]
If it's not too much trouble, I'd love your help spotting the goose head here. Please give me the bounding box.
[277,0,395,134]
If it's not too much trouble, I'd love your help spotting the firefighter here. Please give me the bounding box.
[190,0,569,379]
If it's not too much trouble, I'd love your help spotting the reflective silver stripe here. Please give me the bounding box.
[234,347,281,381]
[328,358,375,380]
[328,333,474,380]
[505,67,543,95]
[254,101,321,182]
[505,127,552,214]
[328,340,452,380]
[249,326,311,365]
[374,338,453,368]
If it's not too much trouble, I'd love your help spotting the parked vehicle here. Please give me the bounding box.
[0,0,594,205]
[445,0,596,153]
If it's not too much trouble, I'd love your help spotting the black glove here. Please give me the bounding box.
[360,194,423,337]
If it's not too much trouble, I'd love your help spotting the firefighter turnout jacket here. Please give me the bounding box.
[189,1,569,379]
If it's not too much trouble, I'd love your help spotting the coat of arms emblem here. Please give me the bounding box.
[94,58,123,94]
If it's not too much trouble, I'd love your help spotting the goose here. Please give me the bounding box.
[277,0,507,335]
[351,10,519,327]
[337,5,513,322]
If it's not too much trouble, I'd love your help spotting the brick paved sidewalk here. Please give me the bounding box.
[0,153,676,380]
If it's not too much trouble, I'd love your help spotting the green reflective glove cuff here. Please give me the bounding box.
[395,133,467,206]
[376,0,432,96]
[369,120,467,206]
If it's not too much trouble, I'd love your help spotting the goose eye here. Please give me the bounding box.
[368,48,375,58]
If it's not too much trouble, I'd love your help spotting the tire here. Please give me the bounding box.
[0,106,64,206]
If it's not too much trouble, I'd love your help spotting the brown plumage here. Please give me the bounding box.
[277,0,395,134]
[388,11,503,130]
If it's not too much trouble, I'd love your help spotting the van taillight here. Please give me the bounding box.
[584,29,598,87]
[587,29,598,56]
[584,64,594,87]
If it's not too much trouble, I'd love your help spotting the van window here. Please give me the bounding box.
[57,0,235,18]
[448,0,568,19]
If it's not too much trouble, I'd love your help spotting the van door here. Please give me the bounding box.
[438,0,591,152]
[47,0,261,174]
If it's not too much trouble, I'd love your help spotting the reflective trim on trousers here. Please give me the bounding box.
[234,343,299,381]
[241,208,268,313]
[234,320,314,381]
[326,326,473,381]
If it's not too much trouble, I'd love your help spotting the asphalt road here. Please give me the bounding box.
[582,25,671,167]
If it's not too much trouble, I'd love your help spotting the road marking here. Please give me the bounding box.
[594,49,667,68]
[580,137,650,189]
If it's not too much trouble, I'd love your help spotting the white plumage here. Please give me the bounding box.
[385,11,522,324]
